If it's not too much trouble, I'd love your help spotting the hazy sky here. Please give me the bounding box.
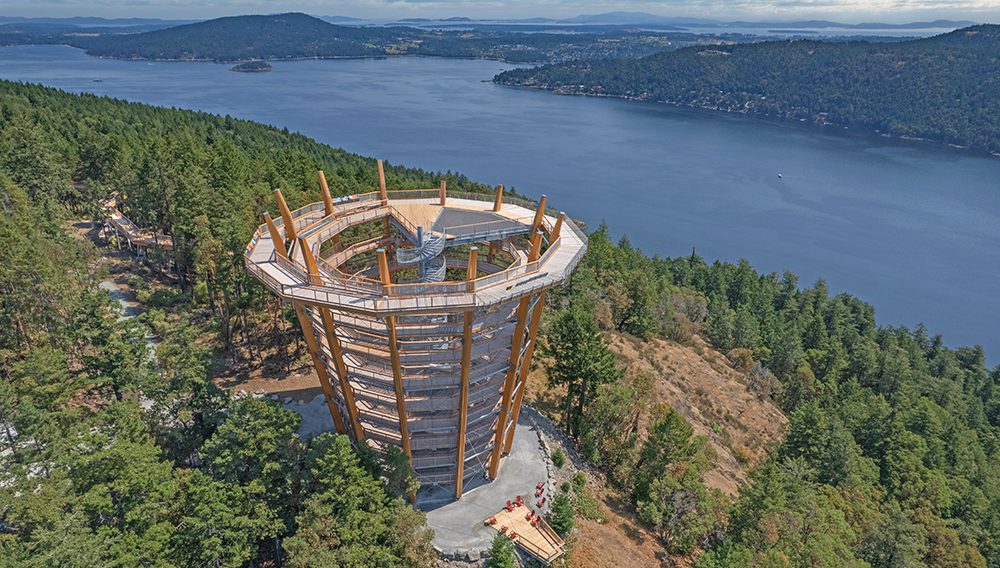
[5,0,999,23]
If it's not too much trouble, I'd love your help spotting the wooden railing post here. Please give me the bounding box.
[439,180,447,206]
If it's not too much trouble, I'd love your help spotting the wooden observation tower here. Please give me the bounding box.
[244,161,586,498]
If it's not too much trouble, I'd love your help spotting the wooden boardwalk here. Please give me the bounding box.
[101,198,174,250]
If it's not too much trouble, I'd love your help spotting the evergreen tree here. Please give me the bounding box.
[486,532,516,568]
[543,306,622,438]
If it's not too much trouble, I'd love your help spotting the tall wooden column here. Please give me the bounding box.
[454,247,477,498]
[531,194,547,232]
[293,303,348,436]
[439,180,447,206]
[504,289,546,453]
[489,295,531,478]
[317,171,335,217]
[299,238,365,442]
[492,184,504,212]
[377,159,388,205]
[263,212,287,258]
[378,248,411,460]
[274,189,297,241]
[489,230,545,472]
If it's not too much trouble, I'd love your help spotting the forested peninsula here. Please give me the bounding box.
[1,80,997,566]
[0,12,691,64]
[495,25,1000,154]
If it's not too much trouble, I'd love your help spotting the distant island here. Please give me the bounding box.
[0,12,730,64]
[495,25,1000,155]
[230,60,272,72]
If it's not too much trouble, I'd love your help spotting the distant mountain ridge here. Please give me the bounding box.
[495,25,1000,154]
[12,12,695,64]
[74,13,390,60]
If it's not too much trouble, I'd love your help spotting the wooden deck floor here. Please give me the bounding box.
[487,505,567,565]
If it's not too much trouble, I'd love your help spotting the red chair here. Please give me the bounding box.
[535,487,544,497]
[536,482,545,490]
[536,497,547,507]
[515,495,524,507]
[500,525,508,533]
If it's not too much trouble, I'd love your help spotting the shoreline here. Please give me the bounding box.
[492,81,1000,160]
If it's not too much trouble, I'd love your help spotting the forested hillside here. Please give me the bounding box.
[1,81,997,566]
[0,12,687,64]
[0,80,477,564]
[544,227,998,566]
[495,25,1000,153]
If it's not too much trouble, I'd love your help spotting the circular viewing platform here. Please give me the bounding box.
[244,184,585,316]
[244,165,586,499]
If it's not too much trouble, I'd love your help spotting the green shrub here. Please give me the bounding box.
[551,447,566,468]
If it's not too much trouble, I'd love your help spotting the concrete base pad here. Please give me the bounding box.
[418,415,549,557]
[282,395,550,559]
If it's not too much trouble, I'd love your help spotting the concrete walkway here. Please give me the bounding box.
[418,415,549,560]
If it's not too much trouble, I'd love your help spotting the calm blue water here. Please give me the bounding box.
[2,45,998,360]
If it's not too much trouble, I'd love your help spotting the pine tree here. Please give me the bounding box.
[486,532,516,568]
[543,306,621,438]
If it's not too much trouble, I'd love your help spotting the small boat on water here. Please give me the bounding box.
[777,173,783,179]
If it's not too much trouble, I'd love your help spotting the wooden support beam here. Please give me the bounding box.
[319,307,365,441]
[529,229,543,263]
[274,189,297,241]
[531,194,547,232]
[439,179,447,206]
[377,248,393,296]
[297,237,365,441]
[551,212,565,241]
[490,235,545,458]
[504,290,546,453]
[492,184,504,212]
[293,303,348,435]
[263,212,287,258]
[377,247,411,461]
[487,240,498,263]
[317,170,335,217]
[297,237,320,285]
[377,159,387,205]
[386,315,411,461]
[466,246,478,291]
[489,295,531,478]
[455,249,477,497]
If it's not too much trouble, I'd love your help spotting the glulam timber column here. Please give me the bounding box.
[244,168,586,499]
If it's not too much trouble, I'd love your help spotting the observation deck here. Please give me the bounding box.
[244,162,586,499]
